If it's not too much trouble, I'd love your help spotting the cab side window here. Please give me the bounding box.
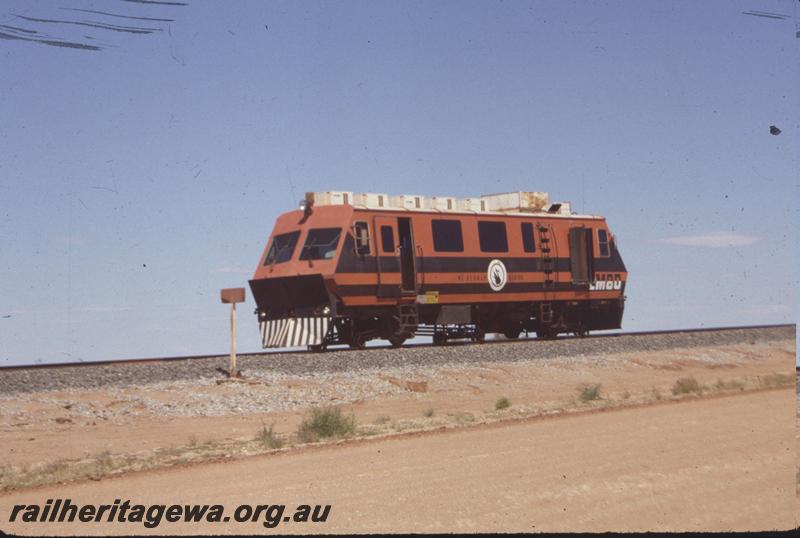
[380,225,395,253]
[597,229,610,257]
[354,221,370,255]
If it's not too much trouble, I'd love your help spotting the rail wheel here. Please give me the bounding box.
[388,335,406,348]
[349,333,367,350]
[432,332,447,345]
[308,343,327,352]
[471,327,485,343]
[503,327,521,339]
[536,329,557,339]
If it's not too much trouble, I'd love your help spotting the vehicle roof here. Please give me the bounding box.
[350,206,605,220]
[307,190,604,220]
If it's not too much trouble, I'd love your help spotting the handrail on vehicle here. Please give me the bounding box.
[416,244,424,288]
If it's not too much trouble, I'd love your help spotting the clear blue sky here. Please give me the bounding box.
[1,0,796,365]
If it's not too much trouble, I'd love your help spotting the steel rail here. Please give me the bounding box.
[1,323,794,371]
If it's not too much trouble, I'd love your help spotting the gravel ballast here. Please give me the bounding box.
[0,326,794,395]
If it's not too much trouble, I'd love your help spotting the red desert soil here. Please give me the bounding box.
[0,389,795,534]
[1,341,793,469]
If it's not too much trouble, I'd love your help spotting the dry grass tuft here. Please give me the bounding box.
[448,411,476,424]
[296,406,357,443]
[0,450,123,491]
[671,377,703,396]
[714,378,745,391]
[255,423,285,449]
[759,373,793,389]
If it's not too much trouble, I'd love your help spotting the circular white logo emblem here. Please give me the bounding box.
[487,259,507,291]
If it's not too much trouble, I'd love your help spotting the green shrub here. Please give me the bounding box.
[423,408,434,418]
[495,397,511,410]
[579,384,601,402]
[297,406,357,443]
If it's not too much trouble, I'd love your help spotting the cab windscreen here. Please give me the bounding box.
[299,228,342,260]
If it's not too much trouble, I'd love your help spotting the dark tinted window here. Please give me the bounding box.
[380,225,395,253]
[597,229,610,257]
[299,228,341,260]
[521,222,536,253]
[263,231,300,265]
[478,221,508,252]
[431,220,464,252]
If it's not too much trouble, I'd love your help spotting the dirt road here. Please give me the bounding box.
[1,389,794,534]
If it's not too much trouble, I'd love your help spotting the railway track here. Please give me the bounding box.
[0,324,794,395]
[1,323,795,371]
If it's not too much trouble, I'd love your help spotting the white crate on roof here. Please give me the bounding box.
[308,190,575,214]
[353,192,390,208]
[425,196,457,211]
[480,191,549,212]
[457,197,488,212]
[312,191,354,206]
[389,194,425,210]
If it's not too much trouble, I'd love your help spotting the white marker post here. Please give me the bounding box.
[220,288,246,378]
